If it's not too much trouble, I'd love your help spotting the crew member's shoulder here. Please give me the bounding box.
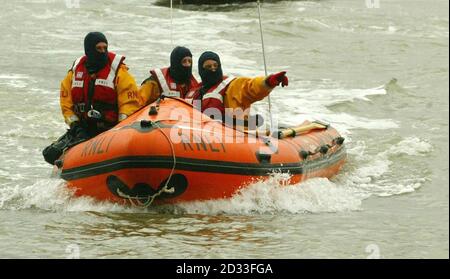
[140,75,157,86]
[118,63,130,71]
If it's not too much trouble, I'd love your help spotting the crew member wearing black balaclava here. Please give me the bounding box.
[198,51,223,91]
[193,50,288,128]
[47,31,141,165]
[169,46,193,84]
[84,32,109,74]
[138,46,200,106]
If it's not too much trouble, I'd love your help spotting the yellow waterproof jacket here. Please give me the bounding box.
[60,64,140,126]
[139,76,271,112]
[138,78,161,107]
[223,76,272,111]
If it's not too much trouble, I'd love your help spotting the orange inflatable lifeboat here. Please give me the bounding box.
[55,97,346,206]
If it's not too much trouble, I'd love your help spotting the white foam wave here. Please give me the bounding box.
[297,85,388,105]
[387,26,398,34]
[0,79,29,89]
[385,137,433,156]
[172,174,362,215]
[336,137,433,198]
[267,84,398,131]
[1,174,363,215]
[0,179,141,213]
[30,9,65,20]
[0,118,65,140]
[0,74,29,79]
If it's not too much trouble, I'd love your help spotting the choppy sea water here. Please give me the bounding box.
[0,0,448,258]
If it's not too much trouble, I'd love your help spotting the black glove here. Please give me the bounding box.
[70,122,90,141]
[42,132,71,165]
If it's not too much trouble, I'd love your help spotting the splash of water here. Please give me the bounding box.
[0,179,139,213]
[167,173,362,215]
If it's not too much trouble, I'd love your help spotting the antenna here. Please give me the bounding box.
[170,0,173,47]
[257,0,274,129]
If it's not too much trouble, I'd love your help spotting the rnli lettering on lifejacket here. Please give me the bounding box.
[151,67,198,99]
[180,134,226,153]
[71,52,124,125]
[81,135,115,157]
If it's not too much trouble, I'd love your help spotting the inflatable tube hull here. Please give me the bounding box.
[56,98,346,205]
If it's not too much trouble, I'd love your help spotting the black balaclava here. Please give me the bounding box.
[84,32,109,74]
[198,51,223,91]
[169,46,193,84]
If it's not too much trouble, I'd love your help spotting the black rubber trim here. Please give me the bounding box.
[61,146,346,181]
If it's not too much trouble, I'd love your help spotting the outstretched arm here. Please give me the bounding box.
[224,71,289,111]
[224,76,271,111]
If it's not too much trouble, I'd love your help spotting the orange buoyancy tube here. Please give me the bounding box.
[58,98,346,205]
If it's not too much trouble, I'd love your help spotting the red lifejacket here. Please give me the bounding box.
[70,52,124,132]
[150,67,199,99]
[191,76,236,116]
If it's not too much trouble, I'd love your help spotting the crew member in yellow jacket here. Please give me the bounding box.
[138,46,199,106]
[192,51,288,129]
[43,32,141,165]
[60,32,140,140]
